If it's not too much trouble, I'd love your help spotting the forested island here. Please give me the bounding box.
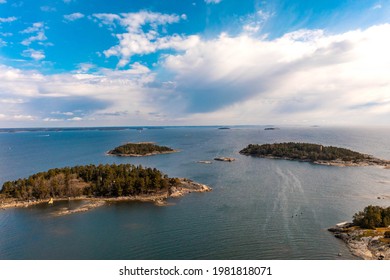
[0,164,211,213]
[239,142,390,167]
[329,205,390,260]
[107,142,177,157]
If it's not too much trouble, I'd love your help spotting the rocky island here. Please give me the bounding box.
[329,205,390,260]
[214,157,236,162]
[0,164,211,214]
[107,142,177,157]
[239,142,390,167]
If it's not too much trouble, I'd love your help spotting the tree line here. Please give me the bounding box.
[240,142,367,162]
[1,164,180,200]
[109,143,174,155]
[353,205,390,229]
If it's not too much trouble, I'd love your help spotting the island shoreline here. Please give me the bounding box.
[328,223,390,260]
[247,154,390,167]
[0,178,212,215]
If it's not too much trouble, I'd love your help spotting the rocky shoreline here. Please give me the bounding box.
[257,155,390,168]
[328,222,390,260]
[0,178,211,216]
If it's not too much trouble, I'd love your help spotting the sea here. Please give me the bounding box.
[0,126,390,260]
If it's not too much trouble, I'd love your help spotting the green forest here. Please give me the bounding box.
[239,142,367,162]
[353,205,390,229]
[0,164,180,200]
[108,142,174,156]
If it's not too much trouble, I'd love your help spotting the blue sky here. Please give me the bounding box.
[1,0,390,127]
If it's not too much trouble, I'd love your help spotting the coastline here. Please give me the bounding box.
[0,178,211,215]
[328,223,390,260]
[247,155,390,168]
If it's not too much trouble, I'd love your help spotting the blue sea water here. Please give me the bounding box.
[0,126,390,260]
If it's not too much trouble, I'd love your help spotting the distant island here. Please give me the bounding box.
[239,142,390,167]
[329,205,390,260]
[108,142,177,157]
[0,164,211,214]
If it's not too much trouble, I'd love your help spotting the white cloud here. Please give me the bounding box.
[0,0,6,4]
[372,4,382,10]
[68,117,82,121]
[0,38,6,47]
[40,6,56,12]
[21,22,45,34]
[205,0,222,4]
[0,114,35,121]
[43,118,62,122]
[92,11,196,67]
[51,111,74,116]
[0,63,161,126]
[0,17,17,23]
[0,98,24,104]
[64,12,85,22]
[22,49,45,60]
[21,22,48,46]
[243,24,260,33]
[161,24,390,125]
[242,9,273,34]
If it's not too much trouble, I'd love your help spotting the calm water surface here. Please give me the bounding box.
[1,126,390,259]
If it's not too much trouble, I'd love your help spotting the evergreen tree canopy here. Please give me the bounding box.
[0,164,176,200]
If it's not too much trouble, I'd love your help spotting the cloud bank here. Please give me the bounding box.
[1,16,390,126]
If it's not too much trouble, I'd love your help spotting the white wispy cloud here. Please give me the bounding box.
[40,6,56,12]
[64,12,85,22]
[0,0,7,4]
[21,22,45,34]
[205,0,222,4]
[22,49,45,60]
[92,11,196,67]
[372,4,382,10]
[242,9,273,34]
[0,38,7,47]
[0,17,17,23]
[21,22,48,46]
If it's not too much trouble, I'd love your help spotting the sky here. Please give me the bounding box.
[1,0,390,127]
